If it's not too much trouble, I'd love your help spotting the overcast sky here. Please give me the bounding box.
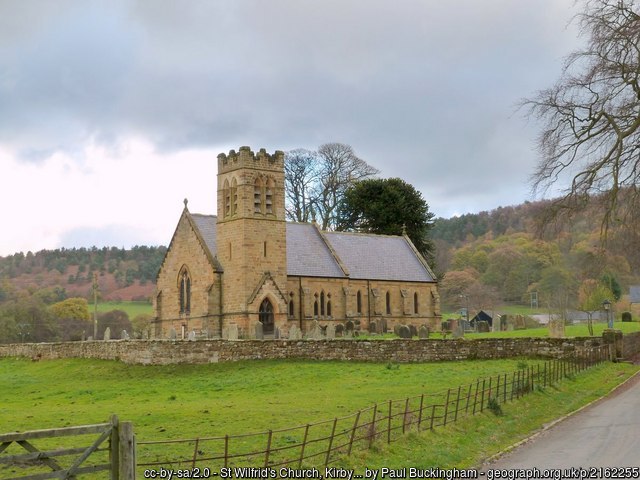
[0,0,584,256]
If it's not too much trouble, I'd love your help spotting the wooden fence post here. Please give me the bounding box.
[480,379,486,412]
[110,415,120,480]
[118,421,135,480]
[299,425,310,467]
[443,389,451,426]
[465,384,472,413]
[347,413,360,456]
[264,430,273,467]
[325,418,338,467]
[369,404,378,449]
[454,386,462,422]
[403,398,410,433]
[387,401,392,444]
[417,394,425,430]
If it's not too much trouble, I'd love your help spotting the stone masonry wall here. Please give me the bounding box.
[0,335,622,366]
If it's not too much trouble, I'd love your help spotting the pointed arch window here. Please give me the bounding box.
[179,268,191,315]
[386,291,391,315]
[320,291,325,316]
[314,293,319,317]
[265,178,275,214]
[231,177,238,215]
[223,179,231,218]
[288,300,295,318]
[414,292,419,314]
[356,290,362,314]
[327,300,332,317]
[254,177,263,214]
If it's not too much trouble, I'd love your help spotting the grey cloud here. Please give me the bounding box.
[1,0,581,216]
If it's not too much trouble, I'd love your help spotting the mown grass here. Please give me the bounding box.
[340,361,639,469]
[1,358,637,473]
[465,321,640,339]
[1,358,542,439]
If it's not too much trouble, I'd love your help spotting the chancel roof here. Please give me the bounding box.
[324,231,434,282]
[187,212,435,283]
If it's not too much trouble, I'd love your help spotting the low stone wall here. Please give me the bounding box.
[622,331,640,359]
[0,336,611,365]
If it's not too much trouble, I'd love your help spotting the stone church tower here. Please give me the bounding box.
[215,147,288,334]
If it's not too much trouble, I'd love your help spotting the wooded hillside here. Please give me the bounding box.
[432,198,640,313]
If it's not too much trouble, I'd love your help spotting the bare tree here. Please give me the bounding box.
[284,149,320,223]
[525,0,640,238]
[284,143,379,229]
[315,143,379,230]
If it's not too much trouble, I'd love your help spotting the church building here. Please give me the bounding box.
[153,146,441,339]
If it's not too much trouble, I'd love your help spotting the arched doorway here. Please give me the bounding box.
[259,298,274,335]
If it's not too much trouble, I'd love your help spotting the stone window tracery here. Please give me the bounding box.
[179,267,191,315]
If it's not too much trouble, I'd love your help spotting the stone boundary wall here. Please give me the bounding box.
[0,336,617,365]
[622,331,640,359]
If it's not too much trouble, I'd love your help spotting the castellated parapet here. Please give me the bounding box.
[217,146,284,174]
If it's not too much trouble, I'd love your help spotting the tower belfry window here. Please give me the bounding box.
[231,178,238,215]
[254,178,263,214]
[265,178,274,214]
[223,180,231,218]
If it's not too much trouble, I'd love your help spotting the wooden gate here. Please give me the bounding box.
[0,415,135,479]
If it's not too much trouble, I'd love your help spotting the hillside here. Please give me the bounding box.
[0,246,166,302]
[432,198,640,313]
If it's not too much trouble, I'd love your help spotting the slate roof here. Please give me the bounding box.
[324,231,435,282]
[188,211,435,283]
[286,223,345,277]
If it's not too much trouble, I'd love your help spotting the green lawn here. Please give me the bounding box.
[1,357,637,472]
[465,321,640,339]
[93,301,152,318]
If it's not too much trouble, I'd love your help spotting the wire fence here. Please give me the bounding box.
[137,346,610,471]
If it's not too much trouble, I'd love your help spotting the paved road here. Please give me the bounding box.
[482,373,640,470]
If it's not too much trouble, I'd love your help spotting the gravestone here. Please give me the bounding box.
[368,321,377,334]
[409,325,418,337]
[477,321,490,333]
[255,321,264,340]
[103,327,111,341]
[188,330,197,341]
[453,324,464,339]
[274,327,281,339]
[398,325,412,339]
[379,317,387,334]
[289,325,302,340]
[121,330,130,340]
[449,319,459,333]
[169,327,177,340]
[345,320,355,335]
[548,319,565,338]
[393,324,402,336]
[308,320,323,340]
[515,315,526,330]
[441,320,451,332]
[326,323,336,339]
[335,324,344,337]
[418,325,429,339]
[227,323,239,341]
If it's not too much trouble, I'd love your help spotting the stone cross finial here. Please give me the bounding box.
[402,224,407,235]
[183,198,189,209]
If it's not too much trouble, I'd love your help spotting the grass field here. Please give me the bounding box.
[94,301,152,317]
[1,357,638,471]
[465,320,640,339]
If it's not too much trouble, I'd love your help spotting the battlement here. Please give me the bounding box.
[217,146,284,173]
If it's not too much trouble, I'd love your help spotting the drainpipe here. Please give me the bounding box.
[367,279,371,327]
[299,276,303,330]
[218,272,224,337]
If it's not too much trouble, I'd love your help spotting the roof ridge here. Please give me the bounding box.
[324,230,404,239]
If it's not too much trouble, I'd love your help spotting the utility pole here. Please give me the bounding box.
[92,272,99,340]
